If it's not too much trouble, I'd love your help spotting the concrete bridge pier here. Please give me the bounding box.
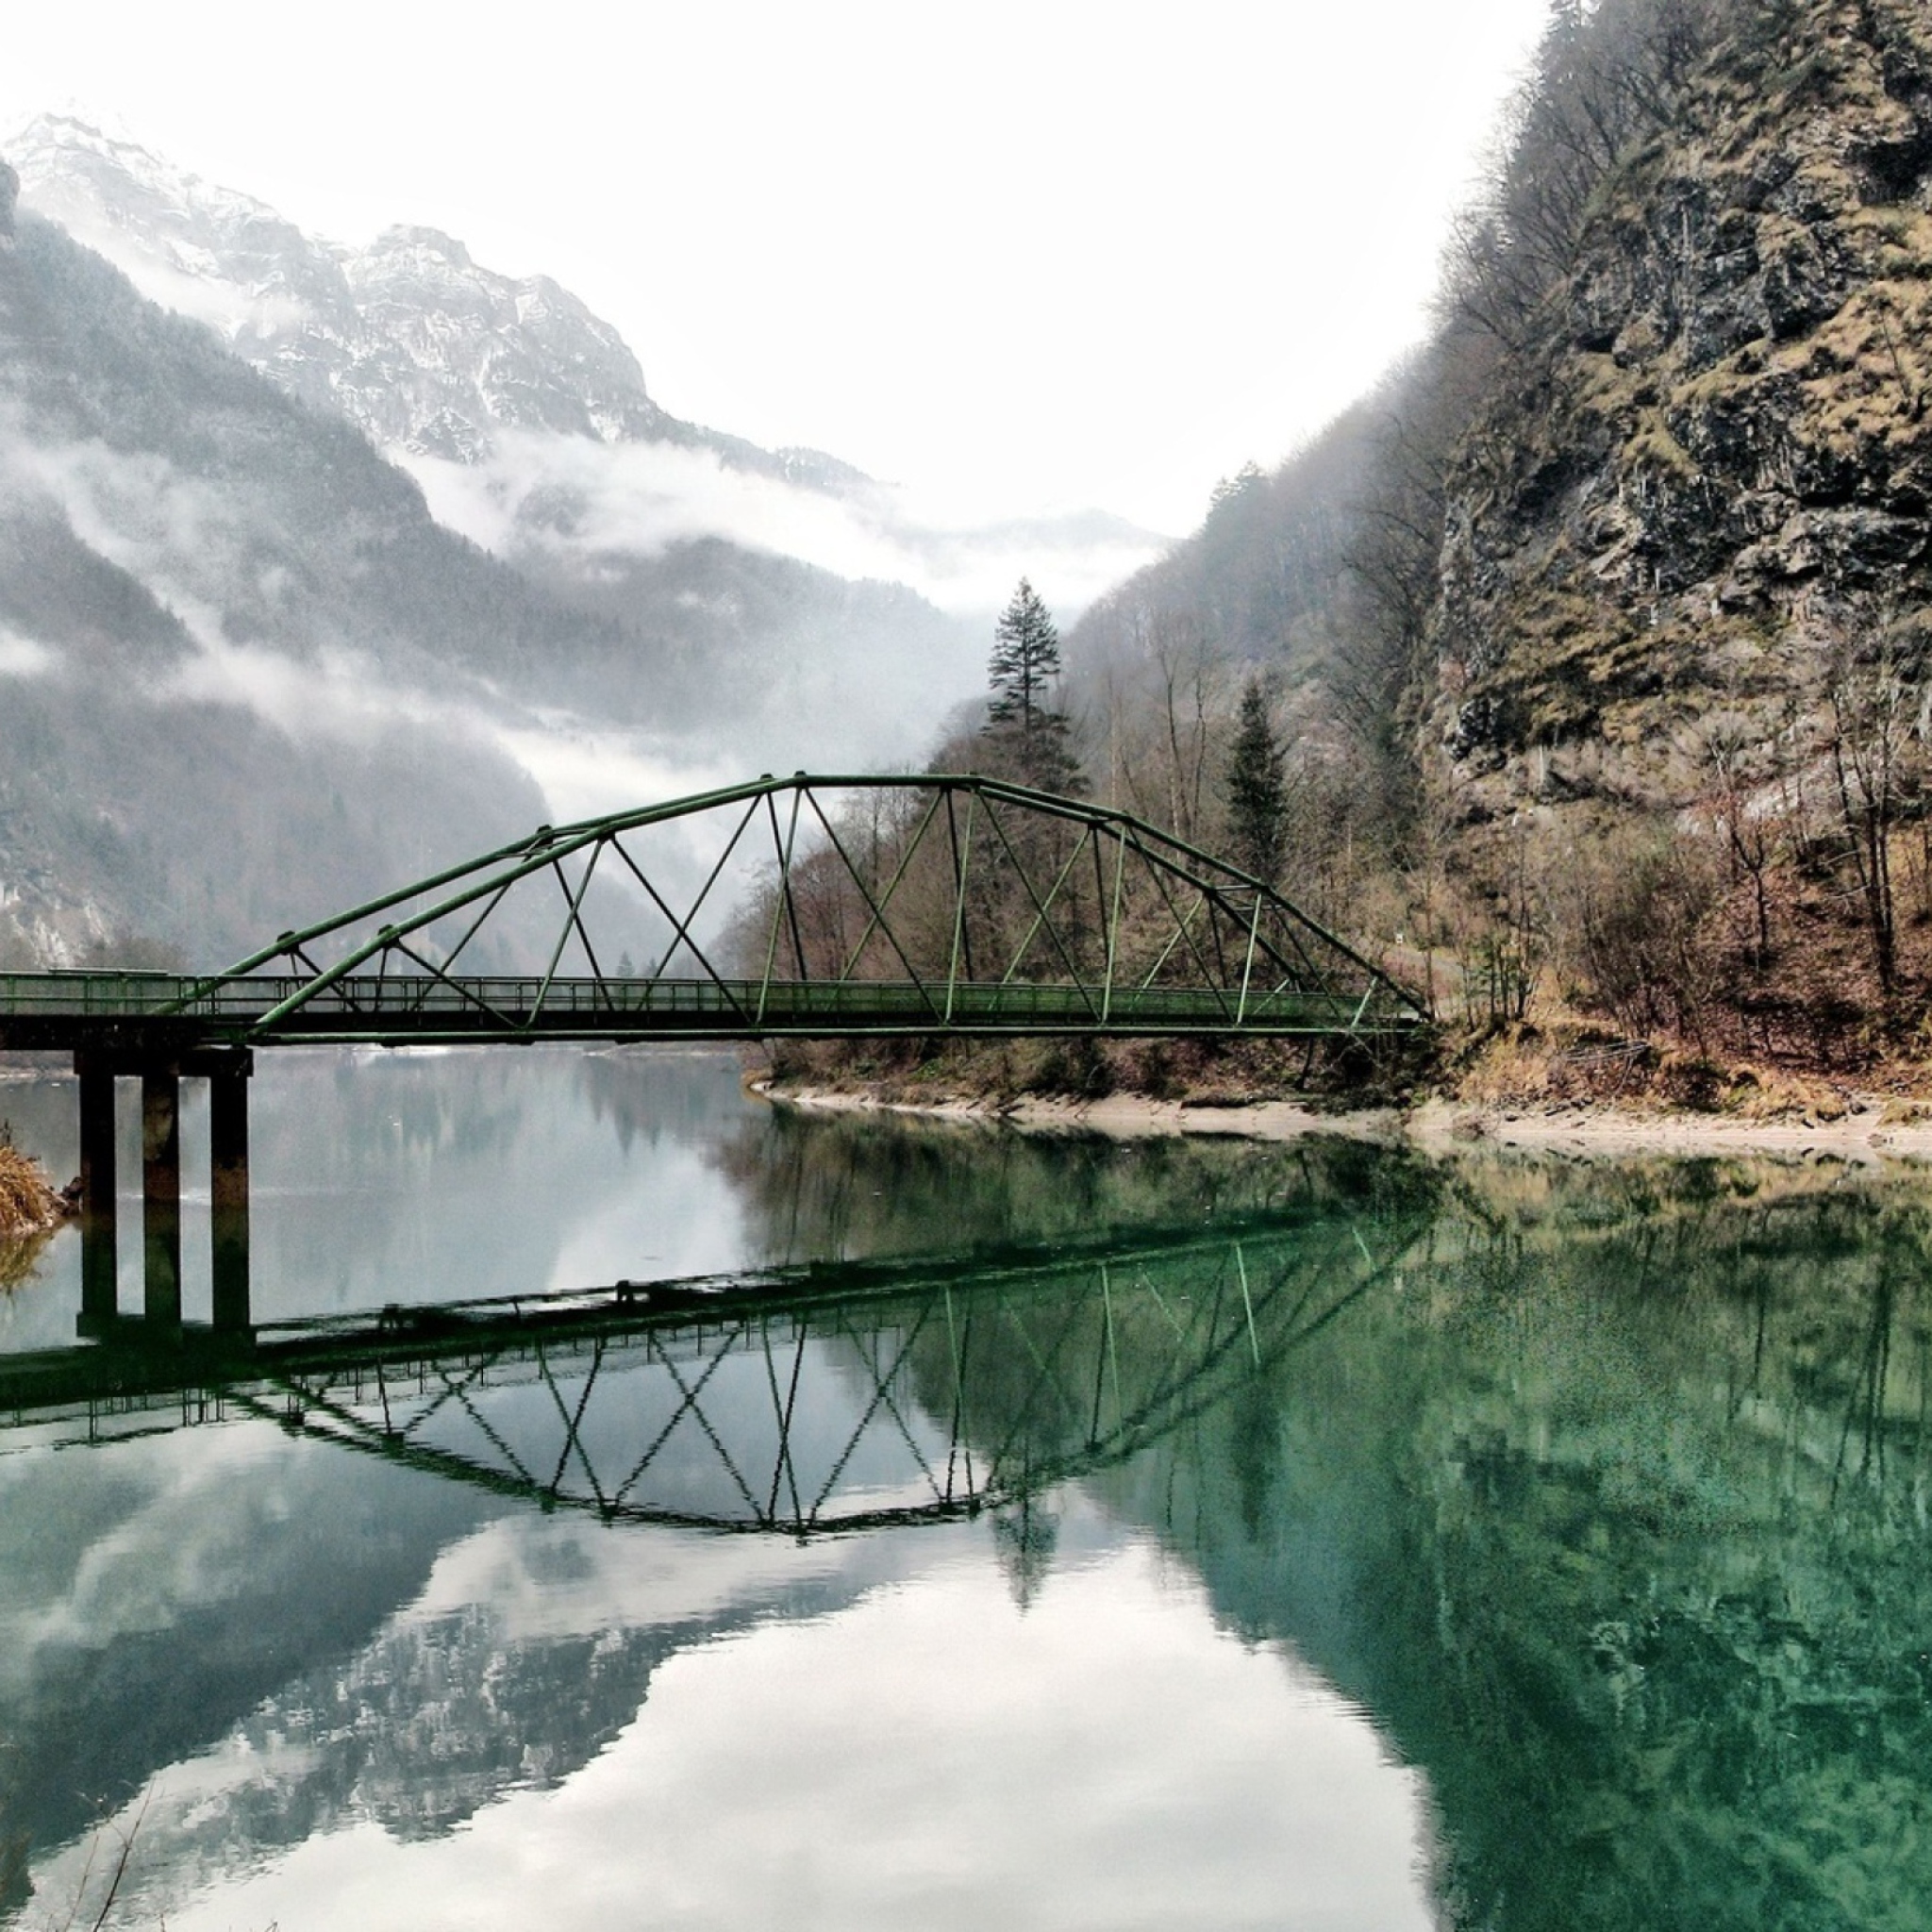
[141,1069,182,1329]
[74,1048,254,1339]
[208,1059,250,1333]
[75,1060,117,1333]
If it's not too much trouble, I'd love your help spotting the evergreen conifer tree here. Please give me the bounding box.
[1224,675,1289,884]
[987,577,1061,729]
[983,577,1080,793]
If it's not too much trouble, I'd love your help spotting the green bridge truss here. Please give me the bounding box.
[0,774,1427,1050]
[0,1211,1400,1537]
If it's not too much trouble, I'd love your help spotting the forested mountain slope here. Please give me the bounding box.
[0,160,553,959]
[0,156,964,963]
[1061,0,1932,1074]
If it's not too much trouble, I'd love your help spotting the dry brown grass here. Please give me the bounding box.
[0,1141,63,1240]
[0,1235,50,1292]
[1440,1011,1875,1121]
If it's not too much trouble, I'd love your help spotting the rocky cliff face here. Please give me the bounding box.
[336,224,673,458]
[1427,0,1932,818]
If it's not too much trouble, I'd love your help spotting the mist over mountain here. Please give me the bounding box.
[9,117,1162,619]
[0,163,558,958]
[0,127,1008,963]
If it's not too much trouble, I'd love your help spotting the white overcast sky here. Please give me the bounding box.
[0,1,1554,536]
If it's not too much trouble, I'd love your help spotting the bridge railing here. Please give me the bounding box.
[0,970,188,1014]
[0,971,1417,1039]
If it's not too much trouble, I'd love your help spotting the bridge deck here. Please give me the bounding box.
[0,970,1423,1050]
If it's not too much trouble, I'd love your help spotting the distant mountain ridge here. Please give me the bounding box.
[6,115,864,489]
[6,116,1164,623]
[0,115,1176,965]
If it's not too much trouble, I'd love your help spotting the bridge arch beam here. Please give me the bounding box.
[186,774,1426,1046]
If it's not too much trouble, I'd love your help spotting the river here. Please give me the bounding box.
[0,1047,1926,1930]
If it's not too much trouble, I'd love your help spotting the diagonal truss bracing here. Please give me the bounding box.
[137,774,1427,1045]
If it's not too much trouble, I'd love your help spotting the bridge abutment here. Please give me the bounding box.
[72,1048,254,1340]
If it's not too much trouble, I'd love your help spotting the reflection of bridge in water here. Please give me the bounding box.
[0,1212,1394,1536]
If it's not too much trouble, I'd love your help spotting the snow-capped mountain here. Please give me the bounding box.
[6,115,855,482]
[0,116,1162,962]
[6,116,1160,618]
[339,225,675,458]
[0,146,974,965]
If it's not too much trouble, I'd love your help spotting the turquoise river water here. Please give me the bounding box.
[0,1046,1926,1931]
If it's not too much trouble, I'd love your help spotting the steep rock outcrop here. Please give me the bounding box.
[1427,0,1932,815]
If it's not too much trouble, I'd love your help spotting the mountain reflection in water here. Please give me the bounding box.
[0,1051,1929,1930]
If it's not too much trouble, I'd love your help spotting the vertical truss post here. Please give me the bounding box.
[989,813,1104,1006]
[813,790,944,999]
[1101,830,1126,1024]
[1102,1261,1123,1434]
[762,1318,808,1526]
[1236,892,1263,1026]
[533,846,608,1020]
[944,786,976,1024]
[1236,1243,1260,1368]
[757,818,788,1028]
[944,1286,974,1499]
[771,786,809,982]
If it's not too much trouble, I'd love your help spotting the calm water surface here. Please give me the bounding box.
[0,1049,1928,1929]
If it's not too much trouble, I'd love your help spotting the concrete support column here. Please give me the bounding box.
[209,1058,251,1334]
[75,1058,118,1333]
[141,1070,182,1331]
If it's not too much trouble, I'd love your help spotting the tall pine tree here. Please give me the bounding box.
[1224,675,1289,884]
[983,577,1079,793]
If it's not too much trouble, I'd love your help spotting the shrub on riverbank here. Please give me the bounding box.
[758,1029,1428,1109]
[0,1135,66,1241]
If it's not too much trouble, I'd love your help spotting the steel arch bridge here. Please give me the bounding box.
[0,774,1426,1051]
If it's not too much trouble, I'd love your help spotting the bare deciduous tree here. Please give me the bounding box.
[1824,615,1928,998]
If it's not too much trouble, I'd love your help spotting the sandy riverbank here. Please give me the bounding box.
[750,1078,1932,1165]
